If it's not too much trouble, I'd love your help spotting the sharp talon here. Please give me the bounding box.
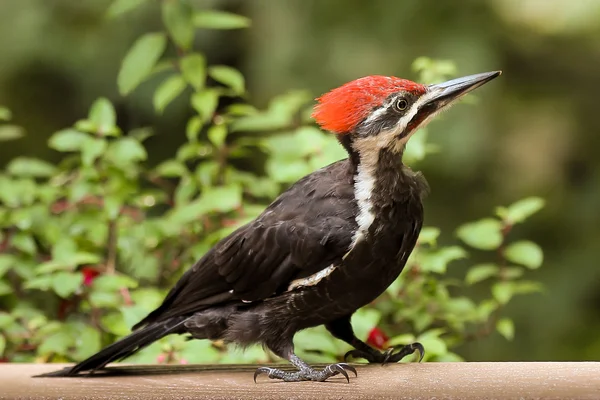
[333,364,350,383]
[338,363,357,377]
[413,342,425,362]
[253,367,270,383]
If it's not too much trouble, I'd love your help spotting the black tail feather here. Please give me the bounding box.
[37,317,188,377]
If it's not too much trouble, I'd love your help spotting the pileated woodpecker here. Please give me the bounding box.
[45,71,500,382]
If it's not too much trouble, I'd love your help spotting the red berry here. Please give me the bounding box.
[81,267,101,286]
[366,327,389,350]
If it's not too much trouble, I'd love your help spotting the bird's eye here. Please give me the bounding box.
[394,98,408,112]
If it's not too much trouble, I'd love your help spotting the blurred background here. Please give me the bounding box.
[0,0,599,363]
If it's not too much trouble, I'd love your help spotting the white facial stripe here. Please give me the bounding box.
[362,102,391,126]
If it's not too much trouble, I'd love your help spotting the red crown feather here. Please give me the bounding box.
[312,76,427,134]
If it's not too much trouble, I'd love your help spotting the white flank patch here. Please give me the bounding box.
[287,264,337,291]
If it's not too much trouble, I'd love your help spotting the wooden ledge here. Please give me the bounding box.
[2,362,599,399]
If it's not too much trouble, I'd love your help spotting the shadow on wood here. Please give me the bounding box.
[2,362,600,399]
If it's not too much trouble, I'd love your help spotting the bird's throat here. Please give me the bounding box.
[351,147,410,246]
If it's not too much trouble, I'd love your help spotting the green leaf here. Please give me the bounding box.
[230,92,310,132]
[121,305,149,329]
[169,184,242,225]
[477,299,499,322]
[81,137,107,166]
[24,275,53,291]
[180,53,206,91]
[504,241,543,269]
[191,89,219,122]
[6,157,57,178]
[39,253,100,274]
[52,236,77,262]
[92,274,138,291]
[457,218,503,250]
[107,137,147,166]
[186,116,202,142]
[153,74,186,113]
[209,65,245,95]
[180,339,220,363]
[404,128,429,164]
[106,0,148,18]
[162,0,194,50]
[496,318,515,341]
[118,32,167,95]
[412,57,458,84]
[227,104,258,116]
[89,291,121,308]
[418,227,440,246]
[0,124,25,141]
[193,10,251,29]
[351,308,381,340]
[503,266,525,279]
[496,197,545,224]
[388,333,416,347]
[48,129,91,152]
[12,232,37,255]
[513,280,544,295]
[266,158,312,183]
[89,97,117,136]
[445,296,477,316]
[72,326,102,360]
[130,288,165,310]
[466,263,500,285]
[207,124,227,147]
[100,311,129,336]
[129,127,154,142]
[0,255,15,279]
[104,195,123,220]
[416,330,448,357]
[0,313,15,329]
[419,246,467,274]
[0,106,11,121]
[295,327,340,356]
[38,328,73,355]
[155,159,187,177]
[52,272,84,298]
[0,280,11,296]
[492,281,514,304]
[0,334,5,356]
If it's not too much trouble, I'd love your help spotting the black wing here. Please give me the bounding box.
[135,159,357,327]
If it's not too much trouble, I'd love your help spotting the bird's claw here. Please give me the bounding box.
[253,363,357,383]
[344,342,425,364]
[254,367,277,383]
[325,363,357,383]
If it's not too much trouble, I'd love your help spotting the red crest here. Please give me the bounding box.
[312,76,427,134]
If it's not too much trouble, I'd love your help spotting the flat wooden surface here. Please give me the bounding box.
[1,362,600,400]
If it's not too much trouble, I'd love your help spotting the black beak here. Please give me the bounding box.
[424,71,501,110]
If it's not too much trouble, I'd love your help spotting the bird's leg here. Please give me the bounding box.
[254,338,356,383]
[325,316,424,364]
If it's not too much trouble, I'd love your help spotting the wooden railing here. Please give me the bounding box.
[2,362,599,399]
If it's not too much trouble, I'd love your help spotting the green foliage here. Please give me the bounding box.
[0,106,25,142]
[0,1,545,366]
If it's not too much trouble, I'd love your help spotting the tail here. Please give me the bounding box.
[38,316,188,377]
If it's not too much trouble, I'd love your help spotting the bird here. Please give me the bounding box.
[43,70,501,382]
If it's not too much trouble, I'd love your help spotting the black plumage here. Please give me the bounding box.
[42,71,500,382]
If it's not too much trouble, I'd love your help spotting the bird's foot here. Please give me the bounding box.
[254,363,357,383]
[344,342,424,364]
